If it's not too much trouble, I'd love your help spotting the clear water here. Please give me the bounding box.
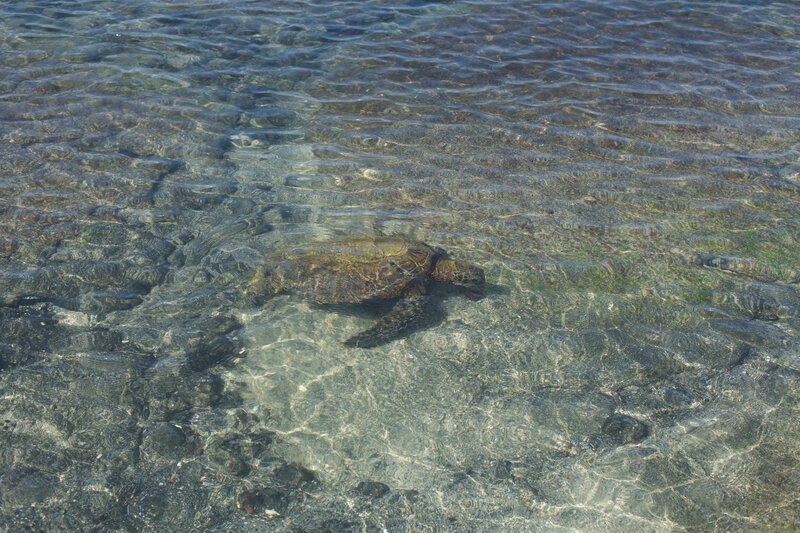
[1,0,799,530]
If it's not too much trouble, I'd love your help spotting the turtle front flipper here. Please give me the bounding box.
[344,295,429,348]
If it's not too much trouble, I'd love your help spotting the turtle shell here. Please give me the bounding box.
[267,237,440,304]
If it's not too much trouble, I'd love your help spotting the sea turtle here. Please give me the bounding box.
[246,237,485,348]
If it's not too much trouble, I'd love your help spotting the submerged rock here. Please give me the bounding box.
[0,468,57,506]
[601,414,650,445]
[274,463,318,488]
[237,488,289,515]
[141,422,189,459]
[355,481,391,499]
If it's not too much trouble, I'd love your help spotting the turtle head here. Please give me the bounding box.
[432,258,485,286]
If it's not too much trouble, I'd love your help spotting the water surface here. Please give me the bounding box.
[1,0,799,530]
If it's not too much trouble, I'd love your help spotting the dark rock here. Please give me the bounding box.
[601,414,650,444]
[237,488,289,515]
[128,488,170,521]
[167,315,241,355]
[493,459,515,481]
[274,463,317,488]
[142,422,187,459]
[144,364,225,418]
[208,443,251,477]
[355,481,390,499]
[78,289,144,313]
[0,468,57,506]
[236,490,260,515]
[664,386,693,407]
[398,489,420,503]
[0,305,65,370]
[238,430,276,461]
[186,334,241,372]
[222,456,250,477]
[201,427,276,477]
[206,433,276,477]
[250,429,275,448]
[76,489,124,525]
[243,108,300,128]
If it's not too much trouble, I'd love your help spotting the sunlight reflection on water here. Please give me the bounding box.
[1,0,799,530]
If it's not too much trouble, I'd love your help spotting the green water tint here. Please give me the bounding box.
[1,0,800,531]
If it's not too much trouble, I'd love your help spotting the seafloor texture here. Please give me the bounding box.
[0,0,798,531]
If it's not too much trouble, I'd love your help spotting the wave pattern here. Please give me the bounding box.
[0,0,798,531]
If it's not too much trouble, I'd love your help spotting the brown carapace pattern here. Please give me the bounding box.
[247,237,484,347]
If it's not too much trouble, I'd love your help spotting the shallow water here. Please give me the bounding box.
[1,0,799,530]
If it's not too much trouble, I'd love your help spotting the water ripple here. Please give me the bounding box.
[1,0,799,531]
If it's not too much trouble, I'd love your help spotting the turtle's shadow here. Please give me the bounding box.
[313,300,447,340]
[312,282,506,334]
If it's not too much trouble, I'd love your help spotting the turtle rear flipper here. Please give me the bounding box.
[344,295,429,348]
